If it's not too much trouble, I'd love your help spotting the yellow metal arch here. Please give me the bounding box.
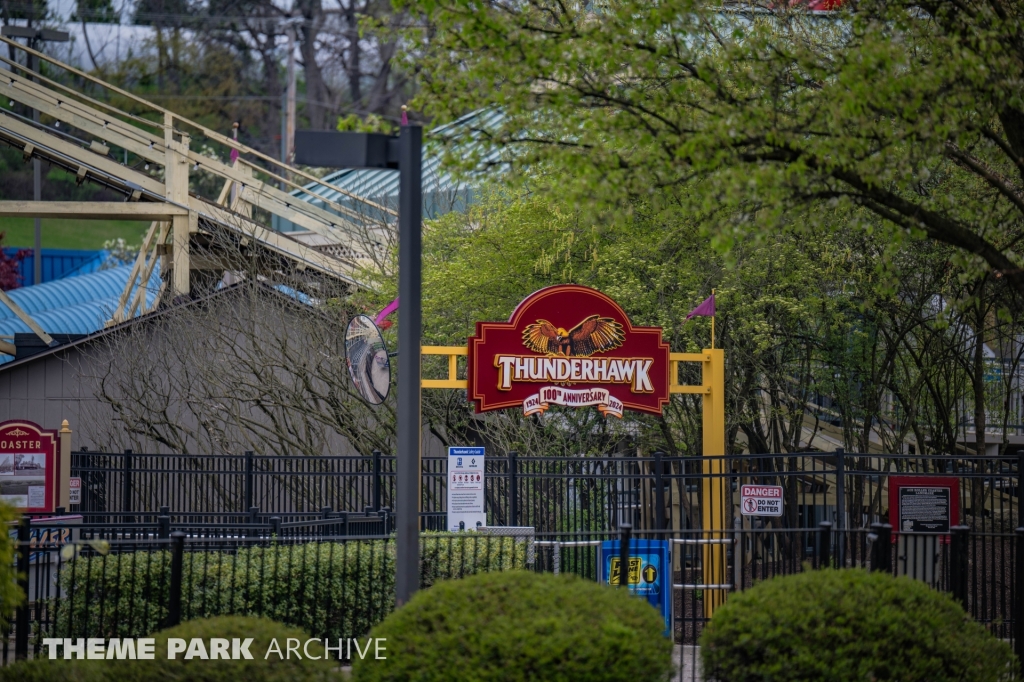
[420,345,728,615]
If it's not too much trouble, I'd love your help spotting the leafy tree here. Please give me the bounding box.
[406,0,1024,297]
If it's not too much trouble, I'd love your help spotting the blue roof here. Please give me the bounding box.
[279,109,504,230]
[0,265,161,363]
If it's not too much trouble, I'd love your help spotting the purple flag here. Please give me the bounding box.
[685,294,715,320]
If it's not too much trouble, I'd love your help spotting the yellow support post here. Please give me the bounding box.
[422,345,729,619]
[701,349,727,618]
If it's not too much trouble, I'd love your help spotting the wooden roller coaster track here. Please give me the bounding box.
[0,35,389,340]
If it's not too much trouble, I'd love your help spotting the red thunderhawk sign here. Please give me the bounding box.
[467,285,670,417]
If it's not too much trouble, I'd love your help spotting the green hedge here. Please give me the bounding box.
[55,534,525,640]
[700,569,1019,682]
[352,571,674,682]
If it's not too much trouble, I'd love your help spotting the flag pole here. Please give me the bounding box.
[711,288,715,350]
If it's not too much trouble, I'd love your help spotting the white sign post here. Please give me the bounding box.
[740,484,784,517]
[447,447,486,531]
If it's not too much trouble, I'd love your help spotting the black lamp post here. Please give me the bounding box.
[295,125,423,606]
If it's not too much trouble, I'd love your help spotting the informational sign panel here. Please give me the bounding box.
[888,476,960,536]
[68,477,81,505]
[7,514,82,563]
[0,420,60,513]
[740,484,784,517]
[447,447,486,531]
[467,285,670,418]
[599,539,671,635]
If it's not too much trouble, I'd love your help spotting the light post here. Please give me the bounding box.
[295,123,423,606]
[2,25,69,285]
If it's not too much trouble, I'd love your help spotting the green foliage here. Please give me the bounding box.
[72,0,119,23]
[351,571,673,682]
[0,657,105,682]
[107,616,339,682]
[55,536,523,640]
[56,548,172,638]
[700,569,1019,682]
[0,503,25,628]
[407,0,1024,296]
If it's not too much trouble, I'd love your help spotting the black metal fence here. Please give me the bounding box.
[4,527,530,665]
[71,449,1022,535]
[6,522,1023,678]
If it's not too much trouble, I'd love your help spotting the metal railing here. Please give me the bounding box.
[71,449,1022,535]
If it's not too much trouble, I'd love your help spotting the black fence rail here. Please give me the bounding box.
[72,450,1022,535]
[3,529,531,665]
[7,521,1023,674]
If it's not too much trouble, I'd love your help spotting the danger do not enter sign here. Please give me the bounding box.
[740,485,783,517]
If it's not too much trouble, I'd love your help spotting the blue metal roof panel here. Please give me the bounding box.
[280,109,503,230]
[0,266,136,321]
[0,265,162,364]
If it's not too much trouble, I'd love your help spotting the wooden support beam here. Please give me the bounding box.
[0,110,164,195]
[0,289,54,346]
[0,201,186,221]
[0,341,15,356]
[127,222,169,319]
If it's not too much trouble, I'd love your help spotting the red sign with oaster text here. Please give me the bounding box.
[467,285,670,417]
[0,420,59,513]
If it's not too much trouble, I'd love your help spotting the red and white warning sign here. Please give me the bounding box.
[740,485,783,516]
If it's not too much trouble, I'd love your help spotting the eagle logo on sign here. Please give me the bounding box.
[522,315,625,357]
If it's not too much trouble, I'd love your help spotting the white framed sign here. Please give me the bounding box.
[447,447,485,531]
[740,484,783,517]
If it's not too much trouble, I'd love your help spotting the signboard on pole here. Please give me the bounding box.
[888,476,959,537]
[740,484,784,516]
[467,285,670,418]
[598,539,671,635]
[0,420,60,513]
[68,477,81,505]
[447,447,486,531]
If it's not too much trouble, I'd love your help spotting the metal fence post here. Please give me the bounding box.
[372,450,382,511]
[270,516,282,537]
[158,514,171,540]
[167,531,185,628]
[653,451,666,531]
[619,523,632,588]
[244,450,254,511]
[508,451,519,526]
[869,523,892,573]
[835,448,845,567]
[1017,452,1023,529]
[14,516,29,660]
[1015,526,1023,665]
[122,449,133,523]
[817,521,832,569]
[950,526,970,608]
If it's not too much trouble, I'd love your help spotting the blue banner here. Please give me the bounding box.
[599,539,672,636]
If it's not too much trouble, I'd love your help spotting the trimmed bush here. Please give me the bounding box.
[55,535,525,640]
[700,569,1019,682]
[0,658,105,682]
[351,571,674,682]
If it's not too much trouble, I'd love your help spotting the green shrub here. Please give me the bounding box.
[0,657,105,682]
[351,571,674,682]
[55,549,172,638]
[700,569,1020,682]
[105,615,339,682]
[55,535,525,640]
[419,532,528,587]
